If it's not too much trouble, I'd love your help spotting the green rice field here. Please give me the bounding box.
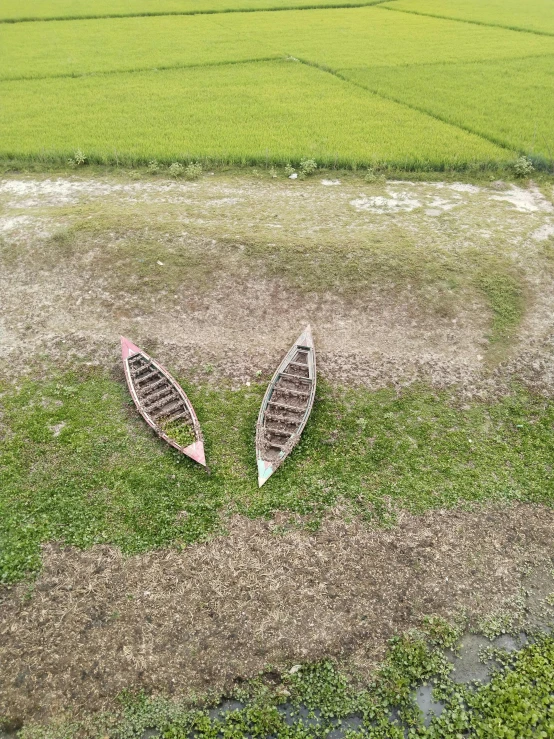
[383,0,554,36]
[1,0,553,169]
[0,61,510,168]
[0,0,380,22]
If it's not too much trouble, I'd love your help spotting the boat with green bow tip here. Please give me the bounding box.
[121,336,206,466]
[256,325,316,487]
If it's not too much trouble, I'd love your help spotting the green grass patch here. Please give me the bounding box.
[0,60,511,169]
[13,627,554,738]
[254,6,554,70]
[382,0,554,36]
[1,370,554,584]
[340,56,554,160]
[474,254,526,356]
[0,14,280,81]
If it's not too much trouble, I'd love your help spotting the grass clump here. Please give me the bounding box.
[185,161,203,180]
[67,148,86,167]
[168,162,184,178]
[513,155,535,178]
[299,157,317,178]
[472,253,526,355]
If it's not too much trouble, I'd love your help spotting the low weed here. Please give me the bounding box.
[67,149,87,167]
[184,161,203,180]
[168,162,184,178]
[513,155,535,178]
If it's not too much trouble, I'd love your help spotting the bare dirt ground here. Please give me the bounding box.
[1,173,553,395]
[1,504,553,723]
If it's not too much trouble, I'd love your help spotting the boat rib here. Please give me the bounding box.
[256,325,316,487]
[120,336,206,466]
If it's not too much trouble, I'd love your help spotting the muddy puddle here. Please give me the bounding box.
[131,630,550,738]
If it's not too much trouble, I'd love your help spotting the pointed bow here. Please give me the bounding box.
[183,440,206,467]
[296,324,313,348]
[121,335,142,360]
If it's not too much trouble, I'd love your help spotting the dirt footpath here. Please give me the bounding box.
[1,173,553,395]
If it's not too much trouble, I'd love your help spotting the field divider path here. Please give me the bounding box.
[0,55,284,84]
[377,3,554,38]
[0,0,392,24]
[292,55,517,156]
[342,50,554,72]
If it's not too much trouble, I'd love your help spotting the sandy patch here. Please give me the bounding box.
[350,193,421,213]
[491,185,554,213]
[531,223,554,241]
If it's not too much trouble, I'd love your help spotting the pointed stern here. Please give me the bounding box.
[183,440,206,467]
[121,335,142,361]
[257,458,274,487]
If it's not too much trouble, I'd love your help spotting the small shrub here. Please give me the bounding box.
[184,162,202,180]
[68,149,87,167]
[513,155,534,178]
[147,160,161,174]
[284,163,296,177]
[268,167,278,178]
[299,158,317,178]
[168,162,184,178]
[364,167,385,183]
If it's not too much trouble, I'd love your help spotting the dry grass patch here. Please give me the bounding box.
[1,504,553,724]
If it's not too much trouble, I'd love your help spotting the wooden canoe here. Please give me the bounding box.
[256,325,316,486]
[121,336,206,466]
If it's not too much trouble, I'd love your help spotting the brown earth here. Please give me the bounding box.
[1,504,553,723]
[1,174,553,397]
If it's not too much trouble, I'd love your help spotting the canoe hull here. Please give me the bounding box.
[121,337,206,466]
[256,326,316,486]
